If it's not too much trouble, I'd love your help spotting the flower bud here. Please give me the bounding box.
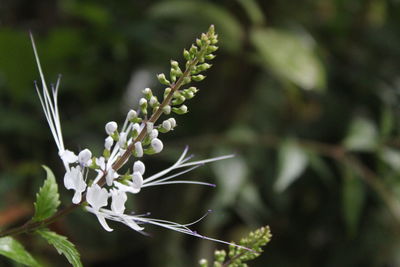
[139,98,148,115]
[168,118,177,128]
[149,96,159,107]
[163,87,172,99]
[142,88,152,99]
[162,105,171,115]
[149,129,158,139]
[104,136,113,150]
[132,172,144,192]
[172,105,188,115]
[192,75,205,82]
[151,138,163,153]
[78,149,92,166]
[170,60,179,68]
[127,110,137,121]
[183,49,190,60]
[134,142,143,157]
[146,122,154,133]
[162,120,172,131]
[157,73,170,85]
[133,160,145,175]
[105,121,118,135]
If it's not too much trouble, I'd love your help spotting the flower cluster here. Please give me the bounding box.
[30,26,251,250]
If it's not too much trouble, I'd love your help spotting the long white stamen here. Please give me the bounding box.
[143,180,215,187]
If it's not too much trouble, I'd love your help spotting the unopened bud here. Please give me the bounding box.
[105,121,118,135]
[157,73,170,85]
[133,160,145,175]
[78,149,92,166]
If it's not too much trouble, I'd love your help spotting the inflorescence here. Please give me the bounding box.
[31,25,251,251]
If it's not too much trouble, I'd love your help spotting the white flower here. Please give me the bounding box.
[110,189,127,214]
[134,142,143,157]
[104,136,113,150]
[151,138,163,153]
[64,166,87,204]
[78,149,92,166]
[86,184,113,232]
[105,121,118,135]
[133,160,145,175]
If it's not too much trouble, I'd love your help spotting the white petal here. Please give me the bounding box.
[119,132,127,147]
[132,172,143,192]
[133,160,145,175]
[114,181,140,194]
[86,184,109,210]
[111,189,127,214]
[72,191,82,204]
[106,169,117,186]
[59,150,78,164]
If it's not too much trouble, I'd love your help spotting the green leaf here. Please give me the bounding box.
[343,117,378,152]
[36,229,82,267]
[274,139,308,192]
[32,166,60,222]
[0,237,40,267]
[149,1,244,52]
[250,28,325,91]
[342,165,365,236]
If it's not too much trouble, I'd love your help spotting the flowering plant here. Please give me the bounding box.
[0,25,270,266]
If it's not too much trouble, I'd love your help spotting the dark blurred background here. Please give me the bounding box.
[1,0,400,266]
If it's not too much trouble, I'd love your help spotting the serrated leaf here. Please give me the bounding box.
[0,237,40,267]
[274,139,308,192]
[250,28,325,91]
[36,228,82,267]
[32,166,60,222]
[342,165,365,236]
[343,117,378,152]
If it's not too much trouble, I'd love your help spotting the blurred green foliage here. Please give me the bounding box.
[1,0,400,266]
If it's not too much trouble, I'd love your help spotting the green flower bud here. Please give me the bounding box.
[172,95,185,106]
[139,98,148,115]
[164,87,172,99]
[182,76,191,85]
[170,60,179,68]
[192,75,206,82]
[198,259,208,267]
[142,88,152,100]
[149,96,159,108]
[183,49,190,60]
[189,45,198,56]
[172,105,188,115]
[204,54,216,60]
[157,73,170,85]
[207,45,218,53]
